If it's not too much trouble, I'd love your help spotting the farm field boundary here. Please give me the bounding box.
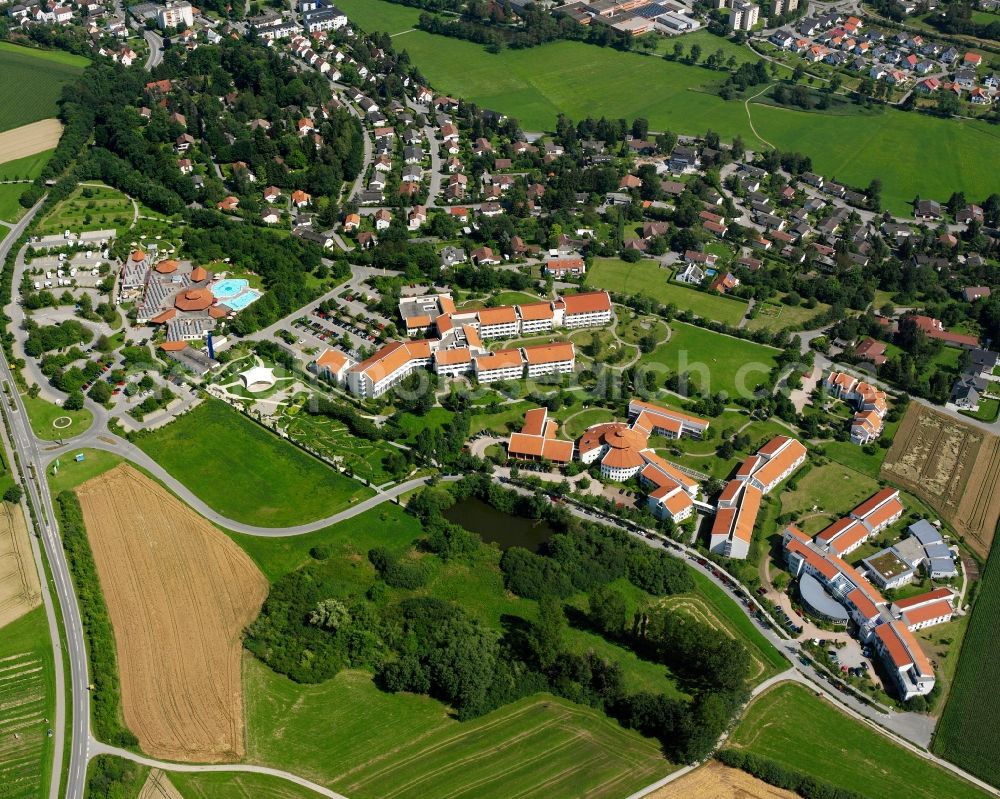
[729,682,989,799]
[880,403,1000,558]
[645,760,797,799]
[0,119,63,165]
[933,533,1000,788]
[77,464,267,761]
[0,500,40,629]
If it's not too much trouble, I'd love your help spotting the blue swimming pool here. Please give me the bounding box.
[211,278,249,299]
[223,289,262,311]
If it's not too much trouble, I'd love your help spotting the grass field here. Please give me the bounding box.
[934,540,1000,789]
[0,44,85,133]
[639,321,780,398]
[245,662,673,799]
[337,0,1000,213]
[730,683,988,799]
[562,407,615,438]
[780,462,880,522]
[34,183,134,236]
[168,770,329,798]
[744,298,827,333]
[134,399,374,526]
[0,606,56,799]
[587,259,748,326]
[0,149,53,182]
[21,393,92,441]
[0,183,27,223]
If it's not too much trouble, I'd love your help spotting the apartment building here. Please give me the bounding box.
[346,340,432,398]
[555,290,613,328]
[474,348,526,383]
[628,398,711,439]
[523,343,575,379]
[814,488,904,557]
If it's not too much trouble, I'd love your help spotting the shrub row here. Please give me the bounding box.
[56,491,137,747]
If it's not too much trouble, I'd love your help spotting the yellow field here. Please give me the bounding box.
[0,119,62,164]
[0,500,40,629]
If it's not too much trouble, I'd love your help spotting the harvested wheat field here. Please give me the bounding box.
[881,404,1000,558]
[0,119,62,163]
[138,769,184,799]
[0,500,40,629]
[646,761,797,799]
[77,464,267,762]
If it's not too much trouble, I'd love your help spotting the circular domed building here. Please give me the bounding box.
[174,287,214,312]
[577,422,650,481]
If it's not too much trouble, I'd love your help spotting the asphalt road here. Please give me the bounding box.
[0,202,91,799]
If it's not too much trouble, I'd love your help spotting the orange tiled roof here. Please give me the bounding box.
[561,291,611,315]
[522,343,574,364]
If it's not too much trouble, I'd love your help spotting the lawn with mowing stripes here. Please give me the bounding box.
[0,149,53,182]
[245,662,673,799]
[934,540,1000,789]
[337,0,1000,213]
[587,258,748,325]
[134,399,373,526]
[640,321,780,399]
[0,44,85,132]
[730,683,988,799]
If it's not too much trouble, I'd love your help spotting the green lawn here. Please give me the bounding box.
[46,449,123,495]
[0,149,54,182]
[168,770,327,799]
[562,407,615,438]
[20,393,93,441]
[134,399,374,526]
[639,321,780,399]
[0,607,56,799]
[744,298,828,333]
[0,183,27,223]
[960,396,1000,423]
[587,258,748,326]
[245,662,674,799]
[780,461,880,521]
[730,683,989,799]
[394,407,455,441]
[338,0,1000,213]
[0,44,85,132]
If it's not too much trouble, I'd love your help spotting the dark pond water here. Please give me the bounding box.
[442,497,556,552]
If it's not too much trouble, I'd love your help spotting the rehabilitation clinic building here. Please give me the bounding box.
[709,436,807,560]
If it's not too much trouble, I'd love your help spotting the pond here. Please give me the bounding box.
[442,497,556,553]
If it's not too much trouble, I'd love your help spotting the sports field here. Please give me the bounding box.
[729,683,987,799]
[0,43,86,133]
[135,399,374,526]
[245,663,673,799]
[934,540,1000,788]
[0,606,56,799]
[639,321,780,398]
[77,465,268,761]
[337,0,1000,213]
[587,258,748,326]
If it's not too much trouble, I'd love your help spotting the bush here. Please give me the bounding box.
[56,492,137,747]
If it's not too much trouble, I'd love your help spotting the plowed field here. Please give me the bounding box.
[881,404,1000,558]
[77,465,267,762]
[647,761,797,799]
